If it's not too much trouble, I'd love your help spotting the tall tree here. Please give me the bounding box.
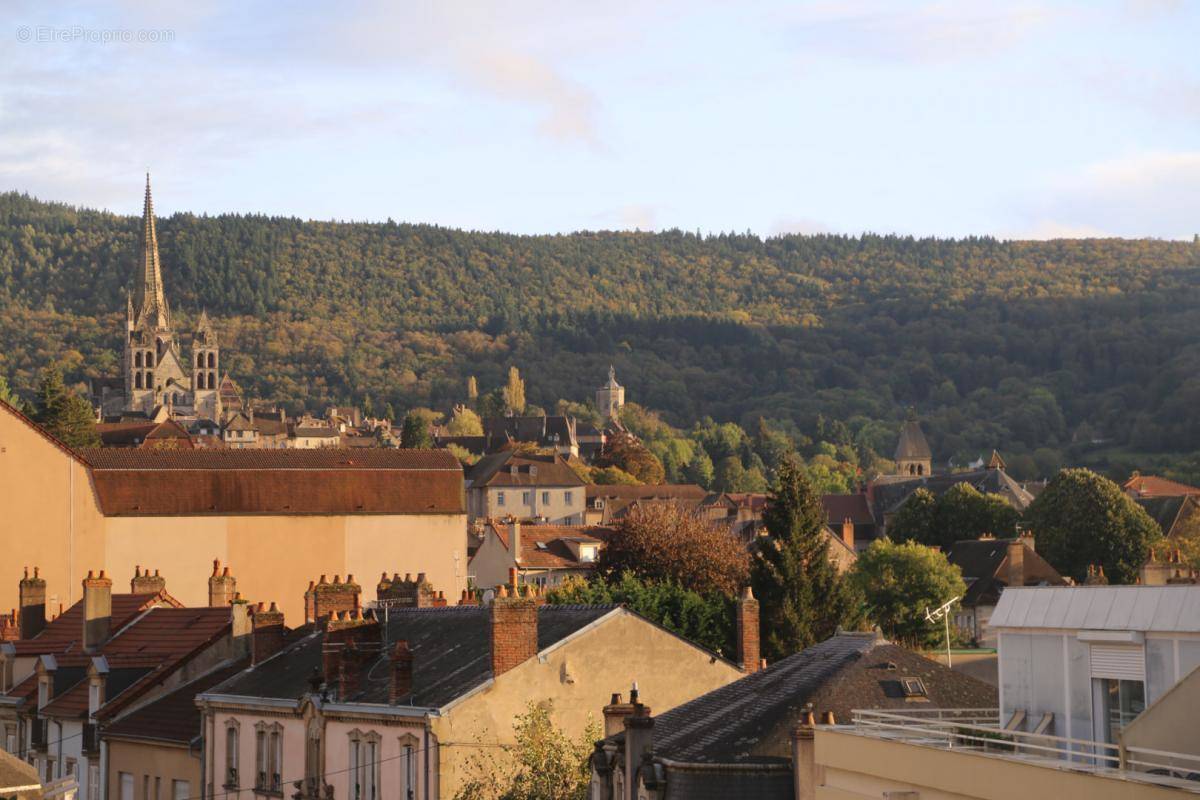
[751,454,863,660]
[502,366,526,415]
[850,539,967,647]
[890,484,1019,550]
[33,365,99,447]
[1024,468,1160,584]
[399,412,433,449]
[466,375,479,402]
[0,372,23,411]
[447,405,484,435]
[35,365,68,424]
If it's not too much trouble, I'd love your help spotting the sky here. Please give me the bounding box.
[2,0,1198,239]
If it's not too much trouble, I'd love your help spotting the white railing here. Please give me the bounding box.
[847,709,1200,792]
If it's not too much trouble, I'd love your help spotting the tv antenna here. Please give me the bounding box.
[924,596,960,668]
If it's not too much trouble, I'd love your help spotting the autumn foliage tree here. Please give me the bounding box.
[598,502,750,596]
[595,430,666,485]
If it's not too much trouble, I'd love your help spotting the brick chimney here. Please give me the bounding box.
[131,566,166,595]
[252,602,286,665]
[841,517,855,551]
[489,589,538,677]
[377,573,440,608]
[209,559,237,607]
[1006,539,1026,588]
[82,570,113,652]
[736,586,760,674]
[322,609,380,700]
[305,574,361,625]
[389,640,414,703]
[18,566,46,640]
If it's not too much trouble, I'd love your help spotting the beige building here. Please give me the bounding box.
[466,451,586,525]
[0,398,467,622]
[198,586,752,799]
[469,519,611,589]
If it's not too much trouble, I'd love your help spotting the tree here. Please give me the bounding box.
[447,405,484,435]
[399,412,433,448]
[453,701,599,800]
[598,503,750,596]
[890,484,1020,550]
[383,402,396,423]
[467,375,479,402]
[684,449,715,488]
[1024,468,1160,584]
[548,573,735,657]
[751,455,863,660]
[503,366,526,415]
[588,465,640,485]
[595,431,665,484]
[850,539,967,647]
[34,365,99,448]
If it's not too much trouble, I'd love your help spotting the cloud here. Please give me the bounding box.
[781,1,1057,63]
[1014,151,1200,240]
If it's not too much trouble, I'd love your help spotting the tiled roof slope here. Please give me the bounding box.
[1123,473,1200,498]
[12,592,177,656]
[486,523,612,569]
[41,666,154,719]
[80,448,465,515]
[104,659,248,743]
[946,538,1066,607]
[209,605,618,709]
[585,484,708,502]
[894,419,932,461]
[820,494,875,526]
[871,467,1034,519]
[632,632,996,764]
[468,451,585,488]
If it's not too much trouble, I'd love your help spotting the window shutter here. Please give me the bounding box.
[1090,644,1144,681]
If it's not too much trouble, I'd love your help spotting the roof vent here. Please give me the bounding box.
[535,542,549,551]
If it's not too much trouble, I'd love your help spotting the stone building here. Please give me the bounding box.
[596,366,625,421]
[94,176,229,422]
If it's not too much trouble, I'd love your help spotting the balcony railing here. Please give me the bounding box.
[846,708,1200,793]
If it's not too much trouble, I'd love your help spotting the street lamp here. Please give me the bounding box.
[924,596,960,668]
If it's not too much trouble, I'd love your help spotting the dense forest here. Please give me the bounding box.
[1,191,1199,482]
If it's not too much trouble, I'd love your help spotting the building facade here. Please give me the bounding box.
[466,452,587,525]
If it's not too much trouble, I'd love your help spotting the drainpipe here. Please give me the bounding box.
[197,708,207,800]
[423,719,430,800]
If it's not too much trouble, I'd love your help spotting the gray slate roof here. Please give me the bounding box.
[611,632,997,765]
[894,419,932,461]
[871,467,1034,521]
[208,605,617,709]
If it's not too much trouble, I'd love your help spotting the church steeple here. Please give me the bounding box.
[134,173,170,330]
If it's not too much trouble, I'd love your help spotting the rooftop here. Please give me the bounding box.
[989,585,1200,633]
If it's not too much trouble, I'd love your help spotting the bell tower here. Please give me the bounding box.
[596,365,625,421]
[192,310,222,420]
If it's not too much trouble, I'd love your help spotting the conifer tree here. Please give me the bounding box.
[751,454,862,659]
[467,375,478,402]
[399,412,433,449]
[502,366,526,415]
[35,365,68,424]
[0,373,22,410]
[34,365,99,447]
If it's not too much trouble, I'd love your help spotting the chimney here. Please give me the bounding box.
[841,517,855,551]
[208,559,237,606]
[18,567,46,640]
[389,640,414,703]
[736,586,761,674]
[509,518,522,564]
[603,691,638,738]
[82,570,113,651]
[1006,540,1025,588]
[322,609,380,701]
[489,592,538,677]
[131,566,166,595]
[1019,530,1035,552]
[306,574,361,625]
[791,715,817,800]
[230,597,253,655]
[622,688,655,800]
[252,602,286,665]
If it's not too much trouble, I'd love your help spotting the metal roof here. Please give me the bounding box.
[989,586,1200,633]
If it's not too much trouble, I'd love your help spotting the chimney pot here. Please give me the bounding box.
[737,585,761,674]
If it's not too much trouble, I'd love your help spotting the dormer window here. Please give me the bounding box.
[900,677,927,698]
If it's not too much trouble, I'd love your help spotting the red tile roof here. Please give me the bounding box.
[79,448,465,515]
[486,523,612,570]
[12,592,178,656]
[103,659,248,743]
[1123,473,1200,498]
[821,493,877,526]
[469,452,585,488]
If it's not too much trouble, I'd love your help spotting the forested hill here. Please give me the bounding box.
[2,190,1199,478]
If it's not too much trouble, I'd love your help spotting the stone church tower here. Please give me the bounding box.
[596,365,625,421]
[894,411,933,477]
[122,175,222,419]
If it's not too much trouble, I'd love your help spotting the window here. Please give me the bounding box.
[542,491,551,505]
[64,759,75,778]
[155,776,162,800]
[399,735,419,800]
[900,677,928,698]
[522,491,532,505]
[143,775,150,800]
[255,722,283,794]
[4,724,14,754]
[45,757,55,782]
[564,491,574,505]
[348,731,380,800]
[172,780,190,800]
[225,721,240,786]
[496,491,505,507]
[208,352,216,368]
[1100,678,1145,743]
[119,772,134,800]
[88,764,100,800]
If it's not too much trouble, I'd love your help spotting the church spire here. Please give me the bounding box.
[134,173,170,330]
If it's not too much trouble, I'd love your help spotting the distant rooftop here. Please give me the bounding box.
[989,585,1200,633]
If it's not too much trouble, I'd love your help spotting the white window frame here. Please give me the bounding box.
[224,718,240,787]
[398,733,420,800]
[496,491,505,507]
[542,491,551,505]
[254,721,284,794]
[348,729,381,800]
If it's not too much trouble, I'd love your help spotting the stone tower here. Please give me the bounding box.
[596,365,625,421]
[894,411,932,477]
[124,174,179,413]
[192,310,222,420]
